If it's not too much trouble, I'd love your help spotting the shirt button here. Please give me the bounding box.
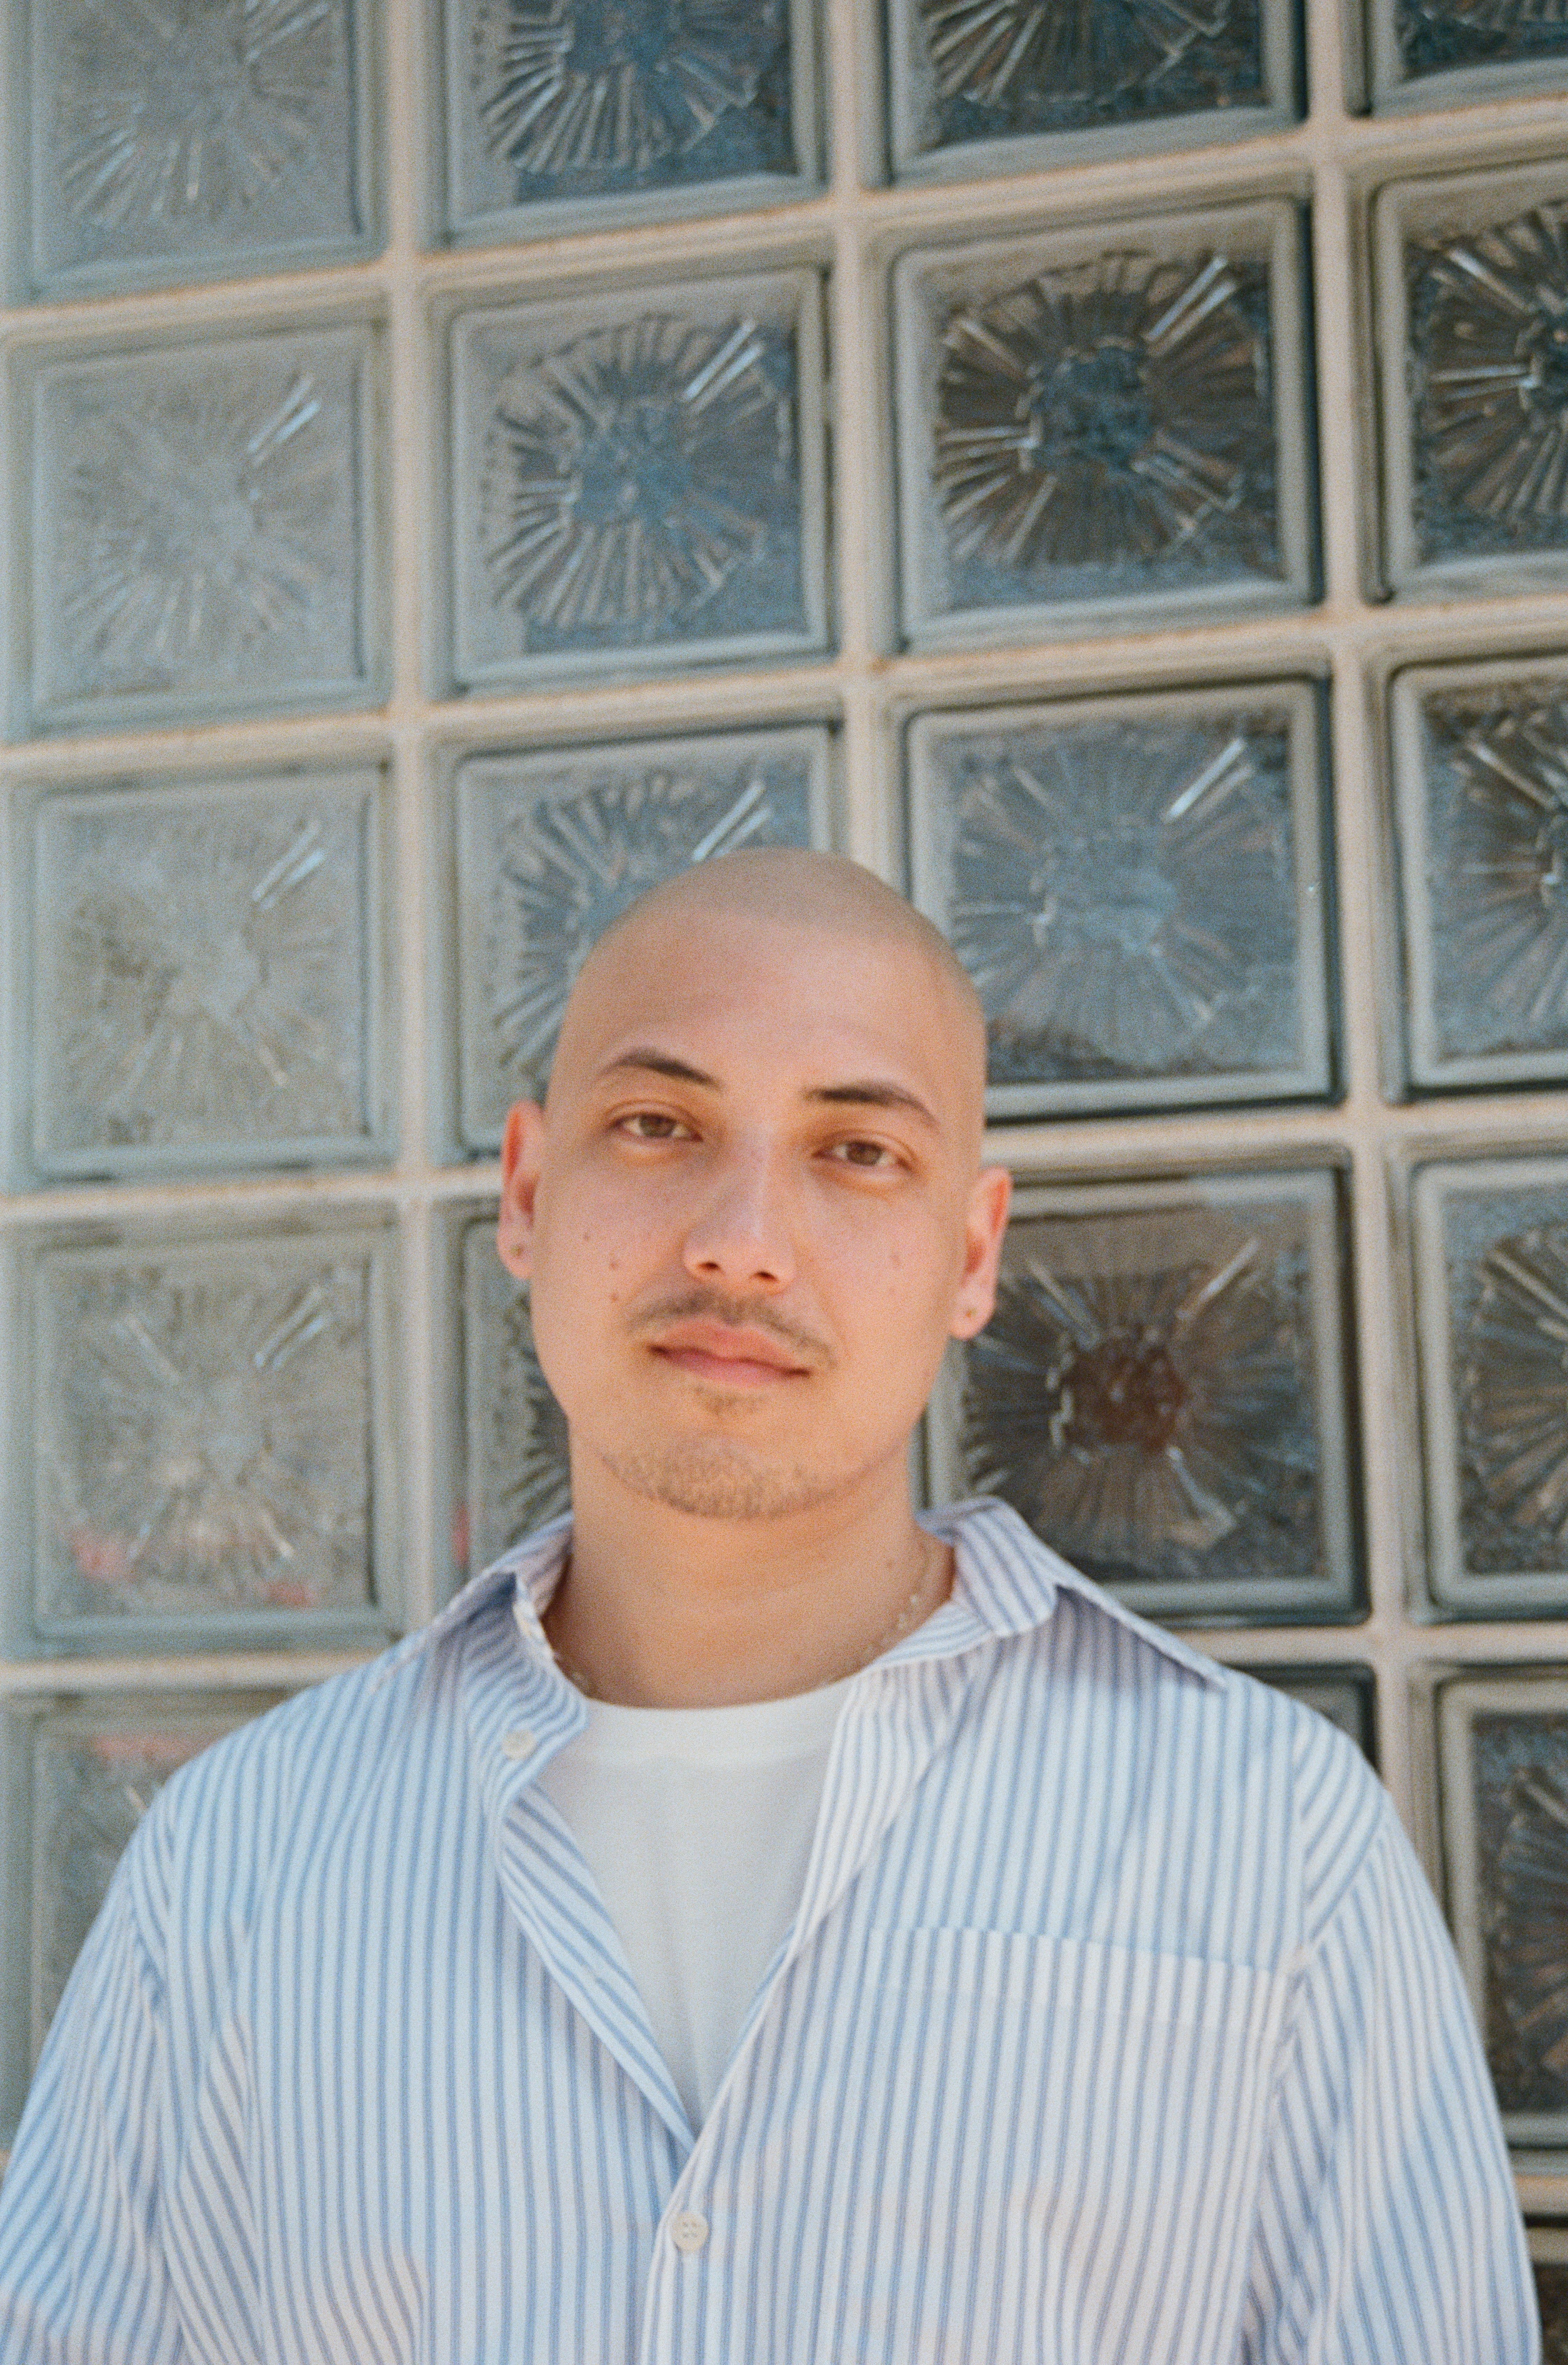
[670,2211,709,2255]
[501,1729,535,1759]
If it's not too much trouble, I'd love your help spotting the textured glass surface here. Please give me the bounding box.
[948,1182,1347,1614]
[451,283,820,684]
[912,702,1315,1107]
[1255,1668,1376,1758]
[454,727,825,1145]
[453,0,794,225]
[1395,0,1568,81]
[29,1227,389,1645]
[1406,200,1568,570]
[29,771,382,1179]
[1537,2261,1568,2363]
[29,0,365,291]
[910,0,1265,151]
[1411,680,1568,1076]
[926,245,1281,617]
[1470,1711,1568,2118]
[29,325,375,731]
[459,1217,570,1575]
[1445,1198,1568,1583]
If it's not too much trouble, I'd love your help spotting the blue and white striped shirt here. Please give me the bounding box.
[0,1497,1537,2362]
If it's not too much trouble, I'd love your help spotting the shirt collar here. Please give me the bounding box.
[379,1497,1222,1690]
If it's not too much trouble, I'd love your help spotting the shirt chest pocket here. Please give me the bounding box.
[794,1927,1291,2365]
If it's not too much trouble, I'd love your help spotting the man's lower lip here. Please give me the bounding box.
[653,1347,804,1385]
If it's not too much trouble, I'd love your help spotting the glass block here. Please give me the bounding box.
[1392,656,1568,1092]
[1532,2229,1568,2359]
[1369,0,1568,108]
[20,767,391,1182]
[925,1169,1358,1624]
[442,0,818,242]
[446,1207,571,1586]
[887,0,1297,181]
[1411,1159,1568,1617]
[1436,1672,1568,2164]
[21,0,376,298]
[1375,163,1568,601]
[0,1690,284,2143]
[1252,1665,1377,1761]
[17,319,384,735]
[450,723,834,1151]
[907,680,1331,1119]
[446,271,829,690]
[894,200,1314,647]
[12,1213,401,1655]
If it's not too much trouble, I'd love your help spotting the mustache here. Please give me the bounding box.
[629,1287,835,1370]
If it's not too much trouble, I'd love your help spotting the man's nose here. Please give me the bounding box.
[681,1148,796,1290]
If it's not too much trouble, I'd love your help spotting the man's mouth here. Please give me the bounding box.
[647,1319,814,1387]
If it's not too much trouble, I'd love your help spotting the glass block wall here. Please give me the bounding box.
[5,0,1568,2233]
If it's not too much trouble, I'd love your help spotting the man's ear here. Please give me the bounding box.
[496,1100,547,1280]
[950,1164,1012,1341]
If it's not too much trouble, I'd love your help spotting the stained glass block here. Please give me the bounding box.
[22,0,375,298]
[446,272,828,690]
[925,1169,1358,1624]
[1436,1672,1568,2163]
[21,767,391,1182]
[442,0,816,242]
[907,681,1331,1118]
[1532,2231,1568,2358]
[1391,658,1568,1091]
[445,1207,571,1586]
[12,1214,401,1655]
[449,723,833,1149]
[1411,1159,1568,1617]
[1369,0,1568,107]
[0,1690,284,2142]
[894,200,1314,646]
[1252,1666,1377,1760]
[887,0,1297,180]
[18,320,384,735]
[1375,164,1568,599]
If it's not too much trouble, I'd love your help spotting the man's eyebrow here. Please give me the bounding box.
[596,1050,721,1089]
[808,1080,939,1129]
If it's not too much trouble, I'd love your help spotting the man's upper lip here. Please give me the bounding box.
[650,1319,811,1372]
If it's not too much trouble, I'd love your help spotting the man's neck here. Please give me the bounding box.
[540,1462,953,1708]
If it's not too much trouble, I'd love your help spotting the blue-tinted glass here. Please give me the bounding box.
[1470,1711,1568,2118]
[1442,1189,1568,1589]
[1396,0,1568,81]
[459,1217,569,1578]
[1536,2259,1568,2360]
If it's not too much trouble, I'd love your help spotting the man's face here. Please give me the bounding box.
[497,905,1010,1524]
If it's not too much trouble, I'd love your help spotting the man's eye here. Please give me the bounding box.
[620,1112,690,1141]
[832,1139,895,1169]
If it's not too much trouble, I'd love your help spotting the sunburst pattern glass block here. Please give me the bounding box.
[894,201,1313,644]
[448,273,827,688]
[23,768,389,1182]
[1435,1673,1568,2161]
[1371,0,1568,105]
[24,0,372,297]
[19,321,382,735]
[1253,1666,1377,1759]
[887,0,1297,181]
[1534,2241,1568,2361]
[1392,660,1568,1090]
[906,683,1330,1118]
[1375,165,1568,597]
[926,1170,1357,1623]
[0,1692,283,2141]
[445,0,811,241]
[452,1211,571,1582]
[1408,1160,1568,1616]
[451,724,832,1148]
[15,1216,399,1655]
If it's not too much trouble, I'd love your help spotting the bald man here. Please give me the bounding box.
[0,853,1536,2364]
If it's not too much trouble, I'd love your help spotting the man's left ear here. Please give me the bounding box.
[496,1100,547,1280]
[951,1164,1011,1340]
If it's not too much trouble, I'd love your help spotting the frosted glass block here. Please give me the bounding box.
[451,1209,570,1582]
[17,320,384,735]
[894,200,1314,646]
[925,1169,1358,1624]
[1392,657,1568,1091]
[450,723,834,1149]
[21,767,392,1182]
[1411,1158,1568,1616]
[1437,1672,1568,2164]
[12,1214,401,1655]
[0,1690,283,2141]
[1369,0,1568,108]
[907,680,1331,1119]
[1532,2232,1568,2358]
[887,0,1298,180]
[22,0,376,298]
[1253,1666,1377,1759]
[446,272,829,690]
[443,0,818,242]
[1375,163,1568,600]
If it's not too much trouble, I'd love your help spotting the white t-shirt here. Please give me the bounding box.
[537,1672,852,2128]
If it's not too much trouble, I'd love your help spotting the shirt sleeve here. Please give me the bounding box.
[0,1812,186,2364]
[1240,1792,1540,2365]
